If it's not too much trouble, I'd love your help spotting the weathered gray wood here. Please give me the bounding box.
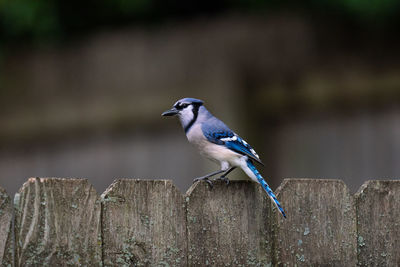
[14,178,102,266]
[101,179,187,266]
[355,180,400,266]
[273,179,357,266]
[186,180,273,266]
[0,186,13,266]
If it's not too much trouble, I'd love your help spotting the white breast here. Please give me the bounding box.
[186,124,244,166]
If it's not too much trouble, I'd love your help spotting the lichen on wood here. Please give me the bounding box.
[186,180,273,266]
[101,179,187,267]
[273,179,357,266]
[0,186,13,266]
[355,180,400,266]
[14,178,102,266]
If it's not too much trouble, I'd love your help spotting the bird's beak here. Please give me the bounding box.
[161,107,179,116]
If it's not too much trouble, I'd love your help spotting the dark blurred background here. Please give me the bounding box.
[1,0,400,196]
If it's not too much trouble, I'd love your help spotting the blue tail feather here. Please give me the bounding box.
[247,160,286,218]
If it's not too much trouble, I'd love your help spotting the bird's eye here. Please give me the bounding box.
[181,103,189,108]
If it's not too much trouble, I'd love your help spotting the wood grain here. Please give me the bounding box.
[14,178,102,266]
[5,177,400,266]
[273,179,357,266]
[355,180,400,266]
[186,180,273,266]
[101,179,187,266]
[0,186,13,266]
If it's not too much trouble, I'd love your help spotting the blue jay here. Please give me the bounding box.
[162,97,286,218]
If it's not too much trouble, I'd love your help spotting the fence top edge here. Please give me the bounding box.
[17,177,98,195]
[185,180,204,197]
[111,178,174,182]
[0,185,8,193]
[0,186,11,201]
[185,180,256,197]
[101,178,179,198]
[276,178,349,195]
[282,178,348,182]
[27,177,89,182]
[8,178,400,200]
[354,179,400,197]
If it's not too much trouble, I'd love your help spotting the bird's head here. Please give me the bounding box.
[162,98,204,132]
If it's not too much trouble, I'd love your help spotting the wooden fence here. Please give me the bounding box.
[0,178,399,266]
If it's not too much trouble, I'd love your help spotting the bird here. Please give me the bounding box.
[162,97,286,218]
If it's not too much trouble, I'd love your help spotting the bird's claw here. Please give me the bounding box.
[193,177,214,188]
[216,176,230,185]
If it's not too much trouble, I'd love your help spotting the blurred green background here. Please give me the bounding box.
[1,0,400,195]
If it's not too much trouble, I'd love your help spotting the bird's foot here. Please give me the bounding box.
[193,177,214,188]
[215,176,230,185]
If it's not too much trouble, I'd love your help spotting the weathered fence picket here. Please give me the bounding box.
[14,178,102,266]
[273,179,357,266]
[355,180,400,266]
[101,179,187,266]
[0,177,399,266]
[0,186,13,266]
[186,180,273,266]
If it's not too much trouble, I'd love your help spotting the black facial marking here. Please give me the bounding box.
[174,102,189,110]
[184,103,201,133]
[173,103,181,110]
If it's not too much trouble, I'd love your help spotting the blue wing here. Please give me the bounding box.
[201,118,263,165]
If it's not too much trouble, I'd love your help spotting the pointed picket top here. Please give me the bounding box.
[101,179,187,267]
[0,186,13,266]
[14,177,102,266]
[355,180,400,266]
[273,178,357,266]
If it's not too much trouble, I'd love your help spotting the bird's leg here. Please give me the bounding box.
[215,167,236,185]
[193,169,226,188]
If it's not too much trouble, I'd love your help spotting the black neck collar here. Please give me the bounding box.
[184,105,200,133]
